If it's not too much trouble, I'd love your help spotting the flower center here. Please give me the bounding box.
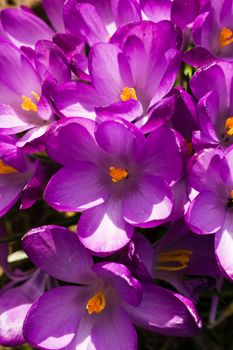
[109,166,128,183]
[0,160,17,174]
[86,290,106,315]
[21,91,40,112]
[156,249,192,272]
[120,87,137,101]
[219,27,233,48]
[225,116,233,136]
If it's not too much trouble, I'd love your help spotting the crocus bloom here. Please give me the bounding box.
[63,0,141,46]
[0,134,43,216]
[186,147,233,280]
[44,117,183,255]
[0,40,70,148]
[22,225,202,350]
[190,61,233,149]
[53,21,181,129]
[192,0,233,60]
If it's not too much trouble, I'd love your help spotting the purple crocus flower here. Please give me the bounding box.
[63,0,141,46]
[190,61,233,149]
[53,21,181,129]
[22,225,201,349]
[0,40,70,148]
[186,147,233,280]
[193,0,233,59]
[44,117,183,255]
[0,134,43,216]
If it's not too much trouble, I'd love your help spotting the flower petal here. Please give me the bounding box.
[126,283,202,336]
[78,198,134,256]
[44,163,109,211]
[23,286,89,350]
[22,225,95,284]
[93,262,142,306]
[123,175,172,225]
[186,191,226,234]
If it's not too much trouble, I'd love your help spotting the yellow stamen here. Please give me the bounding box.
[21,91,40,112]
[109,166,128,183]
[230,190,233,200]
[86,291,106,315]
[31,91,40,102]
[156,249,192,272]
[225,116,233,136]
[0,160,17,174]
[219,27,233,48]
[120,87,137,101]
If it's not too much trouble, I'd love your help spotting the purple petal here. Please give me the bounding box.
[123,175,172,225]
[53,81,100,119]
[186,191,226,234]
[93,262,142,306]
[90,306,137,350]
[0,288,31,346]
[35,40,70,84]
[44,163,109,211]
[171,0,200,28]
[1,7,53,48]
[64,1,108,46]
[126,283,202,336]
[95,99,143,123]
[89,43,133,104]
[78,198,134,256]
[23,286,89,349]
[183,46,216,68]
[144,126,183,184]
[22,225,95,285]
[42,0,65,32]
[95,119,144,161]
[215,212,233,280]
[45,118,99,165]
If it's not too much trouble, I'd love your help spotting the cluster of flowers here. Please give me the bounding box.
[0,0,233,349]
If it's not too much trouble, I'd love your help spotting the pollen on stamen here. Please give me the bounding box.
[225,116,233,136]
[120,87,137,102]
[21,91,40,112]
[0,160,17,174]
[219,27,233,48]
[109,166,128,183]
[156,249,193,272]
[86,291,106,315]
